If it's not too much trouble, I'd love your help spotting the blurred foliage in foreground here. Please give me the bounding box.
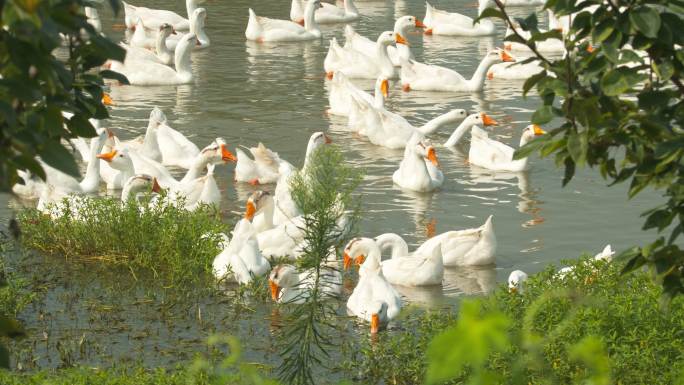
[348,257,684,384]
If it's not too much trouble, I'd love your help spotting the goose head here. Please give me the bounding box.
[149,107,167,126]
[394,15,426,35]
[159,23,175,37]
[97,148,134,173]
[442,109,468,123]
[305,132,332,157]
[377,31,406,46]
[245,190,272,220]
[520,124,546,146]
[415,141,439,167]
[202,138,237,164]
[508,270,528,294]
[486,49,514,64]
[122,174,163,202]
[467,112,498,127]
[269,264,298,301]
[343,237,380,270]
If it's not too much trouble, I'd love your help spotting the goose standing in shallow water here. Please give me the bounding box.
[246,0,322,42]
[400,50,514,92]
[469,124,546,172]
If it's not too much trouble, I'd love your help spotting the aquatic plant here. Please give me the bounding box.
[479,0,684,300]
[17,196,228,290]
[347,257,684,384]
[0,236,28,368]
[275,145,362,385]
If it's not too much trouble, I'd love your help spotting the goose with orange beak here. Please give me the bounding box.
[444,112,498,147]
[486,50,544,80]
[244,190,275,233]
[423,0,496,36]
[344,16,425,67]
[290,0,359,24]
[324,31,403,80]
[469,124,546,172]
[269,260,342,304]
[392,139,444,192]
[344,238,402,333]
[212,218,270,285]
[400,49,512,92]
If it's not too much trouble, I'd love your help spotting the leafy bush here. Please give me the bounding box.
[17,197,228,289]
[348,258,684,384]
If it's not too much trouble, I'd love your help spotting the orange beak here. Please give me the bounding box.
[354,254,365,267]
[395,33,408,46]
[415,19,426,28]
[427,147,439,167]
[96,150,117,162]
[296,18,305,26]
[102,93,114,106]
[487,71,494,80]
[501,50,514,62]
[245,200,256,220]
[343,253,352,270]
[381,79,389,98]
[151,177,162,193]
[371,313,380,334]
[326,71,334,80]
[481,113,497,126]
[586,44,595,53]
[269,280,281,301]
[324,134,332,144]
[221,144,236,162]
[424,28,433,35]
[532,124,546,136]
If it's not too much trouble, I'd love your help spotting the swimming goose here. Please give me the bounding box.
[392,139,443,192]
[120,23,175,65]
[291,0,359,24]
[375,216,496,267]
[346,238,402,333]
[328,72,386,117]
[150,108,201,170]
[110,33,198,86]
[400,49,513,92]
[235,143,292,185]
[345,237,444,287]
[122,0,202,31]
[212,219,270,285]
[269,261,342,304]
[346,76,388,135]
[246,0,322,42]
[469,124,546,172]
[486,51,543,80]
[423,0,496,36]
[324,31,405,80]
[344,16,425,66]
[164,8,210,50]
[444,112,497,147]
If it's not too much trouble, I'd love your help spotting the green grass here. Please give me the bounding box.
[17,196,229,290]
[347,257,684,385]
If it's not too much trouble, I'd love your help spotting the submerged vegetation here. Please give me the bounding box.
[347,257,684,384]
[17,197,228,289]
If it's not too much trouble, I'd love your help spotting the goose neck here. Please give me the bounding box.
[375,40,394,76]
[376,234,409,258]
[468,56,498,91]
[444,118,474,147]
[418,112,457,136]
[186,0,198,19]
[174,38,194,80]
[155,31,173,59]
[303,0,320,34]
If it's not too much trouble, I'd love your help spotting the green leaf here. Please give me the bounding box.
[40,141,81,179]
[652,59,674,81]
[600,67,643,96]
[522,71,547,96]
[100,69,130,85]
[532,105,554,124]
[629,6,661,38]
[567,130,587,166]
[66,114,97,138]
[474,7,505,23]
[562,157,575,186]
[592,20,614,43]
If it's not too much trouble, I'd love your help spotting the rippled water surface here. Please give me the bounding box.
[0,0,657,370]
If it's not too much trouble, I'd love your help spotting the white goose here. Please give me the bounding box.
[120,23,174,66]
[392,139,443,192]
[244,190,275,234]
[328,72,386,117]
[501,0,545,6]
[349,90,467,149]
[469,124,546,172]
[246,0,322,43]
[443,112,498,147]
[269,262,342,304]
[508,270,528,293]
[557,245,615,278]
[486,51,543,80]
[374,216,496,267]
[235,143,292,185]
[324,31,405,80]
[149,108,201,170]
[346,238,402,334]
[291,0,359,24]
[504,24,565,54]
[164,8,210,50]
[212,219,270,285]
[345,237,444,287]
[110,33,197,86]
[423,0,496,36]
[400,50,514,92]
[122,0,202,31]
[344,16,425,66]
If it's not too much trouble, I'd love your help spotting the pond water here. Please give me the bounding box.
[0,0,658,374]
